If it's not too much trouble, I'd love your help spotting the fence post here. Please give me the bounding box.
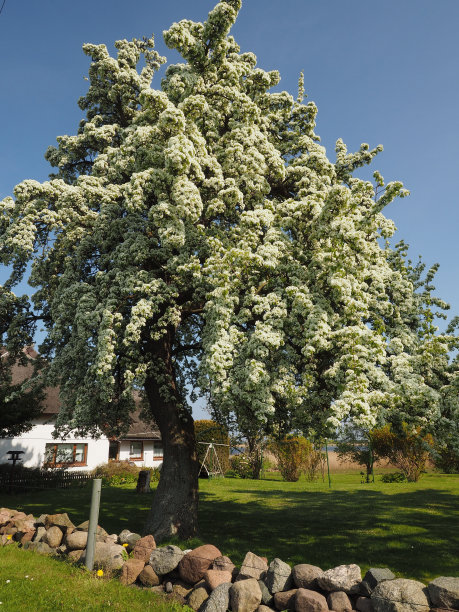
[85,478,102,571]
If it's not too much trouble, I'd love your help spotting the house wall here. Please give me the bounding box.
[118,440,163,468]
[0,419,109,471]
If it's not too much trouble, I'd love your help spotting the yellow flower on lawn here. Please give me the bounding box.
[6,535,12,540]
[122,543,128,547]
[96,569,104,577]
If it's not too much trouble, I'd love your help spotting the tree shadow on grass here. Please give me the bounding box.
[1,482,457,582]
[196,487,459,582]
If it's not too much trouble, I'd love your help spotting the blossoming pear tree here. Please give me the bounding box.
[1,0,452,537]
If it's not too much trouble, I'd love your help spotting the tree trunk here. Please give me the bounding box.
[142,336,199,541]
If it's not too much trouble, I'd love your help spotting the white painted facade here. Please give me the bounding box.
[0,418,162,471]
[117,440,163,469]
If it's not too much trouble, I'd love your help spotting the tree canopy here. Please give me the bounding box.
[1,0,457,537]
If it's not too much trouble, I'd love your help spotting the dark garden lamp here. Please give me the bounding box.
[7,450,24,466]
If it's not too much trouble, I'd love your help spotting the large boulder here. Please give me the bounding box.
[266,558,293,594]
[44,513,75,532]
[204,569,233,590]
[317,564,362,594]
[238,552,269,580]
[361,569,396,596]
[230,578,263,612]
[187,582,210,611]
[201,582,232,612]
[132,534,156,562]
[44,526,63,548]
[273,588,298,611]
[75,521,108,537]
[66,531,89,550]
[327,591,353,612]
[138,564,160,587]
[149,545,184,575]
[80,542,125,570]
[372,578,430,612]
[213,555,237,577]
[178,544,221,584]
[296,588,329,612]
[292,564,324,589]
[428,577,459,610]
[120,558,145,585]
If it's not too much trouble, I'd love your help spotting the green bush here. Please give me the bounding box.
[381,471,406,483]
[92,461,143,486]
[433,446,459,474]
[228,454,253,478]
[372,424,434,482]
[269,435,313,482]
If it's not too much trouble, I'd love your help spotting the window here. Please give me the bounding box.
[44,443,88,467]
[153,442,163,458]
[129,441,143,460]
[108,441,119,461]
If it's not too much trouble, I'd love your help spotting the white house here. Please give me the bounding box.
[0,348,163,471]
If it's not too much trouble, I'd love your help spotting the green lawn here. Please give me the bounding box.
[0,545,189,612]
[1,471,458,583]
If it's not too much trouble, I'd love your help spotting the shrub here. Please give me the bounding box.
[432,445,459,474]
[269,435,313,482]
[372,424,434,482]
[92,461,143,486]
[304,446,325,481]
[228,454,253,478]
[381,471,406,483]
[195,419,230,474]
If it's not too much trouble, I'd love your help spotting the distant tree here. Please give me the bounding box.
[372,423,434,482]
[335,424,379,483]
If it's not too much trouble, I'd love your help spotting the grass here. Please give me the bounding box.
[1,470,458,584]
[0,544,190,612]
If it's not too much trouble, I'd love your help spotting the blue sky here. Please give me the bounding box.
[1,1,458,416]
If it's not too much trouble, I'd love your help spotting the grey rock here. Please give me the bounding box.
[80,542,125,570]
[26,541,55,555]
[124,532,141,552]
[238,552,268,580]
[201,582,232,612]
[257,607,276,612]
[292,564,324,589]
[265,557,293,594]
[428,577,459,610]
[44,525,63,548]
[165,581,173,594]
[66,530,88,550]
[230,578,262,612]
[149,545,184,575]
[356,596,375,612]
[362,569,396,594]
[317,564,362,594]
[372,578,430,612]
[118,529,133,544]
[33,526,47,543]
[258,579,274,607]
[327,590,353,612]
[76,521,108,537]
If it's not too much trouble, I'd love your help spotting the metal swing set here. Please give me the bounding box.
[198,441,229,479]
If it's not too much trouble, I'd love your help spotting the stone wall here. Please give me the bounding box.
[1,507,458,612]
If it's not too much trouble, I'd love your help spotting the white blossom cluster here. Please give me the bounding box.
[1,0,457,440]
